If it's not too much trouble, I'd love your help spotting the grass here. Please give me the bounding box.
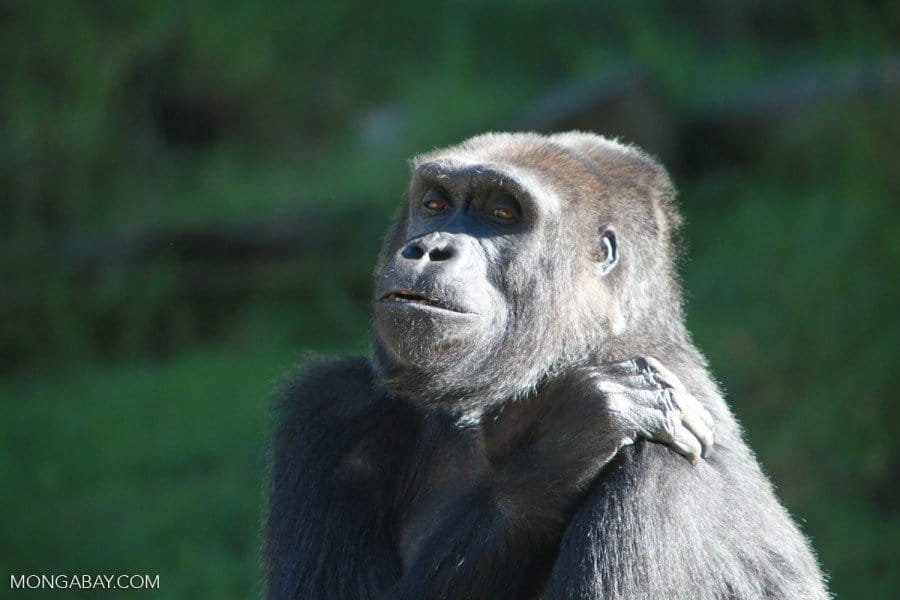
[0,345,293,597]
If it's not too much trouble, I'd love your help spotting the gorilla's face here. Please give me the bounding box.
[374,164,542,384]
[372,133,668,418]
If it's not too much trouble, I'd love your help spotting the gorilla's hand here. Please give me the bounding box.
[587,357,714,463]
[484,356,715,514]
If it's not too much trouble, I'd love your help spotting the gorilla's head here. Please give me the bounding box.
[372,132,683,419]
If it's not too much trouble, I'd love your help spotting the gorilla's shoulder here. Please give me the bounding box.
[270,355,419,474]
[272,354,404,432]
[281,355,376,393]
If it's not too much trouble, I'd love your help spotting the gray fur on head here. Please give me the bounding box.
[371,131,688,419]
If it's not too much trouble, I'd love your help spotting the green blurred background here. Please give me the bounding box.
[1,2,897,597]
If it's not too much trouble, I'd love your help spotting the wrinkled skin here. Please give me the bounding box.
[263,132,829,600]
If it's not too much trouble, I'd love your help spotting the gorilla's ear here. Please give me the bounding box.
[598,228,618,276]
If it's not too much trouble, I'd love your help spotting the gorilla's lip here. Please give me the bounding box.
[378,290,471,314]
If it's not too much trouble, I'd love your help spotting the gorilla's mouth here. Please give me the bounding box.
[379,290,466,313]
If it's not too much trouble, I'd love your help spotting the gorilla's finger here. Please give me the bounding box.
[644,356,687,392]
[670,386,715,431]
[629,403,702,465]
[591,378,629,396]
[594,373,662,392]
[666,419,702,464]
[598,385,675,412]
[674,390,714,458]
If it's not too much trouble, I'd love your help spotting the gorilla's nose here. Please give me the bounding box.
[400,233,460,263]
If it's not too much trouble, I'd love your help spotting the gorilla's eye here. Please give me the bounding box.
[422,187,451,212]
[487,194,521,223]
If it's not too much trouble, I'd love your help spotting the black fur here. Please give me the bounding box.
[262,132,828,599]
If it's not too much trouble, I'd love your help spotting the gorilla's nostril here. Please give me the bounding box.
[401,238,456,262]
[402,244,426,260]
[428,247,454,262]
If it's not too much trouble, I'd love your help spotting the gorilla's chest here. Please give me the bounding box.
[396,424,489,570]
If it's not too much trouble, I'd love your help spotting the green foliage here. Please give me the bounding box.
[0,348,282,597]
[1,1,897,597]
[683,100,899,597]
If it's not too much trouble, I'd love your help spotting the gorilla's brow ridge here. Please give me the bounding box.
[414,161,562,214]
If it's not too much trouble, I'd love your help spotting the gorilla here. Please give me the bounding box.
[263,132,828,599]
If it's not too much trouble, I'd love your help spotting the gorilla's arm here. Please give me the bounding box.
[264,358,557,600]
[264,357,716,600]
[262,357,411,599]
[384,358,716,600]
[381,489,555,600]
[543,369,828,600]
